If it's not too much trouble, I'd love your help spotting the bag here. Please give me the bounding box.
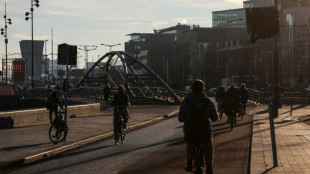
[184,99,211,144]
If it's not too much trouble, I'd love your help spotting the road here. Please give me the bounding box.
[6,105,254,174]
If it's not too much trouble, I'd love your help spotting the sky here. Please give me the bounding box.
[0,0,244,69]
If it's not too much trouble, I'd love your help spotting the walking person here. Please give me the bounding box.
[103,83,111,106]
[239,83,249,114]
[179,79,218,174]
[46,91,63,124]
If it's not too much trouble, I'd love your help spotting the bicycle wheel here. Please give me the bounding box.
[49,121,68,144]
[195,147,203,174]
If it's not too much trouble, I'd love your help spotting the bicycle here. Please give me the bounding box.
[49,108,68,144]
[114,106,127,145]
[192,144,204,174]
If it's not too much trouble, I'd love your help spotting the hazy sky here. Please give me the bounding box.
[0,0,243,68]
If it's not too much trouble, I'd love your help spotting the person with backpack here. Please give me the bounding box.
[46,91,63,124]
[178,79,218,174]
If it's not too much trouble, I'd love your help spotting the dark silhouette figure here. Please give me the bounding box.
[179,79,218,174]
[239,83,249,113]
[224,84,242,122]
[215,86,226,113]
[111,85,130,133]
[46,92,63,124]
[103,83,111,106]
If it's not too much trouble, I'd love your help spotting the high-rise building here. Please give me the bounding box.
[19,40,44,81]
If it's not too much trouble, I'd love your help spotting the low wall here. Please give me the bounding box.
[0,103,100,128]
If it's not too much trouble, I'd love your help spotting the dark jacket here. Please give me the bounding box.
[178,92,218,143]
[239,86,249,102]
[111,93,130,107]
[46,93,63,110]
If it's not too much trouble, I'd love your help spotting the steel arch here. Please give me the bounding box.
[75,51,181,104]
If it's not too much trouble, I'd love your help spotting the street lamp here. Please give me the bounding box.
[1,3,13,85]
[101,43,121,52]
[25,0,39,88]
[78,45,97,71]
[44,39,48,77]
[226,18,244,84]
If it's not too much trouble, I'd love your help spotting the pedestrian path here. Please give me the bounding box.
[0,105,179,169]
[251,104,310,174]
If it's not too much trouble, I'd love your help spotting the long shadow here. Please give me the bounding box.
[26,137,184,174]
[0,143,50,151]
[261,165,277,174]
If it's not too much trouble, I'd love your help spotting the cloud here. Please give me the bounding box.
[12,34,50,40]
[181,18,188,24]
[151,21,169,27]
[12,34,30,40]
[226,0,243,5]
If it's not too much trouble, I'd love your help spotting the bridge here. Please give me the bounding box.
[15,51,185,108]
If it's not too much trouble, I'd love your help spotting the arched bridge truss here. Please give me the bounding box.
[75,51,182,104]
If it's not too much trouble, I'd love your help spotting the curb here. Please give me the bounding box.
[0,110,179,171]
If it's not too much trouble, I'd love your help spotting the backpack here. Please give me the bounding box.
[184,98,211,144]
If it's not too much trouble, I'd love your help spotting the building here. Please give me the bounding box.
[19,40,44,82]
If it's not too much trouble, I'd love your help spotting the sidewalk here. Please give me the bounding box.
[0,105,179,169]
[251,104,310,173]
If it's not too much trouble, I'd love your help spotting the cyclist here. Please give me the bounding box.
[215,86,226,113]
[111,85,130,134]
[224,84,242,123]
[239,83,249,114]
[46,91,63,124]
[179,79,218,174]
[103,83,111,106]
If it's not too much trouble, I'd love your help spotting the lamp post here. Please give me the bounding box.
[1,3,12,85]
[101,43,121,52]
[44,39,48,77]
[78,45,97,71]
[25,0,39,88]
[226,18,244,85]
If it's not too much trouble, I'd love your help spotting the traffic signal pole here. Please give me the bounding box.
[269,0,279,167]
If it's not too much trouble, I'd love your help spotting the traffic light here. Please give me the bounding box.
[58,43,77,65]
[246,6,279,44]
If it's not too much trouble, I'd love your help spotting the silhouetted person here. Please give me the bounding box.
[179,79,218,174]
[46,91,63,124]
[239,83,249,113]
[104,83,111,106]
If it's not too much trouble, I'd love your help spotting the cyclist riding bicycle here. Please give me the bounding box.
[179,79,218,174]
[46,91,63,124]
[111,85,130,135]
[215,86,226,113]
[224,84,243,123]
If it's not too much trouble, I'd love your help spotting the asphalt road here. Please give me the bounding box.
[6,105,254,174]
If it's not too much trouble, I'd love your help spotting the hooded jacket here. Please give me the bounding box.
[178,92,218,143]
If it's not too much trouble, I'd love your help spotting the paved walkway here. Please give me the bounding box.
[0,105,179,169]
[2,102,310,173]
[251,104,310,174]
